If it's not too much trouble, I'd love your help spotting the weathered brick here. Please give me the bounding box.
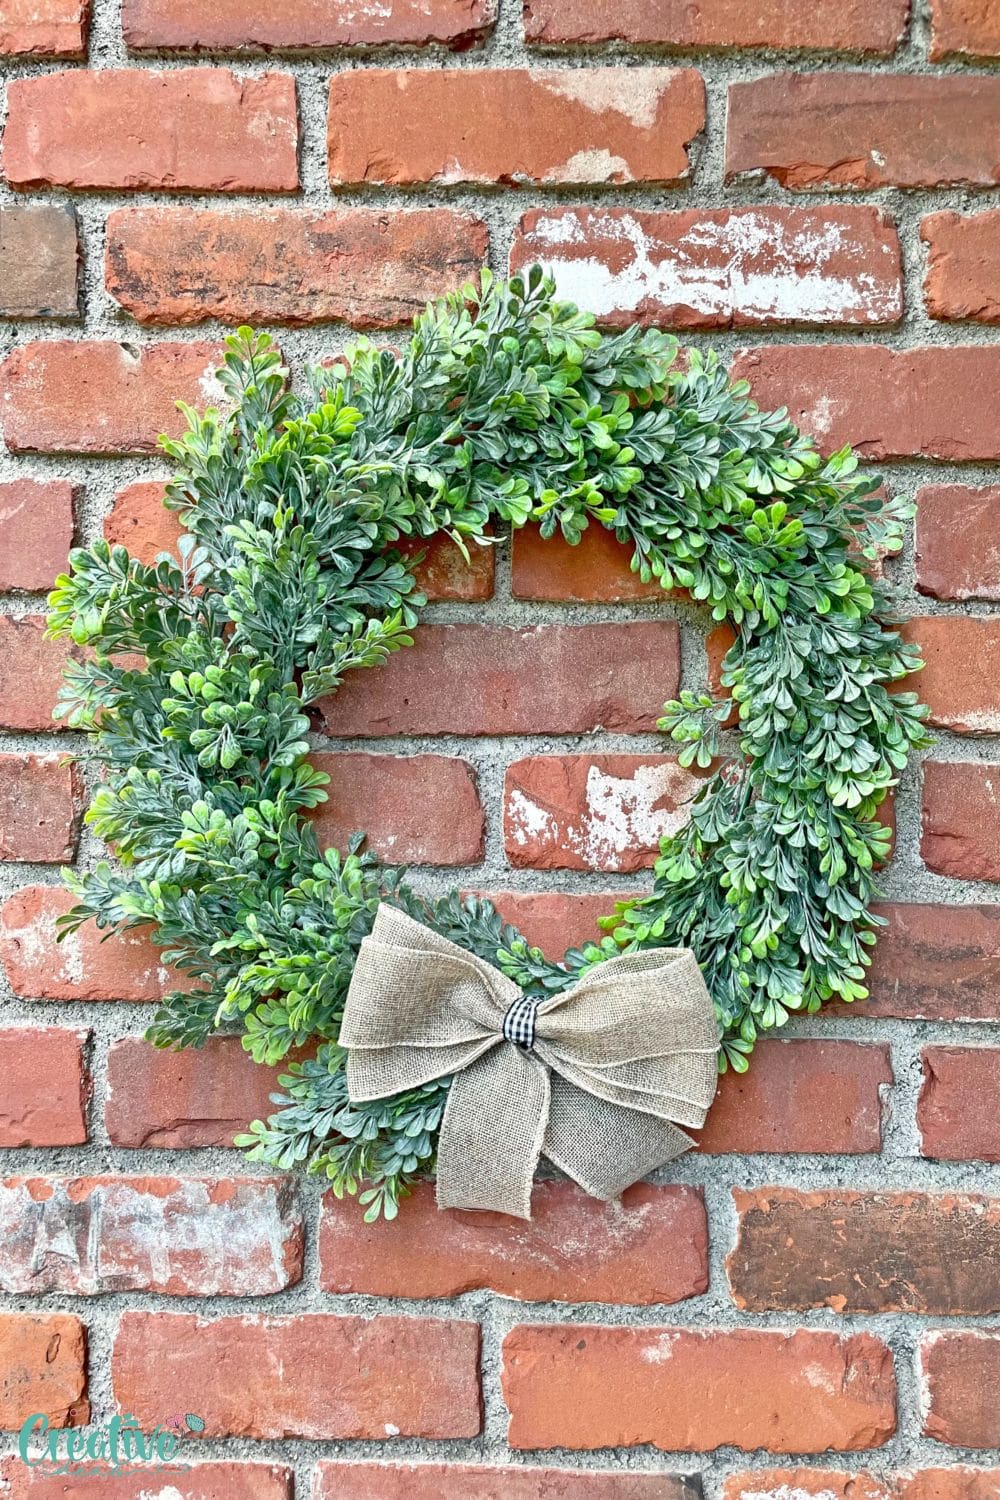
[504,755,706,872]
[480,890,634,957]
[0,206,78,318]
[730,345,1000,461]
[919,1048,1000,1162]
[913,625,964,733]
[696,1039,891,1155]
[502,1325,895,1452]
[0,1176,302,1297]
[916,485,1000,601]
[0,480,75,592]
[0,616,77,732]
[0,754,81,863]
[105,482,184,564]
[0,885,172,1002]
[328,68,705,187]
[922,761,1000,879]
[922,1331,1000,1448]
[315,623,680,738]
[931,0,1000,57]
[113,1311,481,1439]
[316,1464,698,1500]
[0,1464,293,1500]
[511,522,662,602]
[730,1189,1000,1314]
[3,69,298,192]
[0,1028,88,1147]
[1,341,224,455]
[123,0,494,48]
[320,1181,707,1304]
[524,0,909,51]
[0,0,88,55]
[106,207,488,328]
[105,481,495,600]
[724,1472,1000,1500]
[308,752,483,865]
[0,1313,87,1428]
[727,74,1000,190]
[864,902,1000,1021]
[512,206,902,328]
[106,1035,279,1148]
[923,210,1000,323]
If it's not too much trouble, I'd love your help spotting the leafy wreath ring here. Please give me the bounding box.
[48,268,930,1219]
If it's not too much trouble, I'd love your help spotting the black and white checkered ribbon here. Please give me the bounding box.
[502,993,542,1049]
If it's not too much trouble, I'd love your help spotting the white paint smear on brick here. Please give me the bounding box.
[525,210,899,324]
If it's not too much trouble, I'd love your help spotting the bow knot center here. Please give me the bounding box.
[502,992,543,1050]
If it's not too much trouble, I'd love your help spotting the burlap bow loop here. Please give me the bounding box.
[340,903,720,1219]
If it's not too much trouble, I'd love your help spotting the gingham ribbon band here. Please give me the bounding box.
[339,903,721,1219]
[503,992,542,1049]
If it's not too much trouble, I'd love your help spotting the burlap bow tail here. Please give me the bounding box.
[339,904,721,1219]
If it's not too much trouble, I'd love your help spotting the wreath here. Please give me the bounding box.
[47,268,929,1219]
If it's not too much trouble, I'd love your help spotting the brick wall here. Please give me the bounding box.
[1,1,999,1496]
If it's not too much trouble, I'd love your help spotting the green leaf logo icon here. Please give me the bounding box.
[185,1414,205,1433]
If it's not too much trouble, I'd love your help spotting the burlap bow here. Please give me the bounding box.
[339,903,720,1219]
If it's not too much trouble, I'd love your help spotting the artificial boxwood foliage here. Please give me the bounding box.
[48,269,929,1218]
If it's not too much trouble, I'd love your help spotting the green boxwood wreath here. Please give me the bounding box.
[48,269,930,1219]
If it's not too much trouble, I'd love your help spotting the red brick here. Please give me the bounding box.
[919,1047,1000,1162]
[113,1310,481,1439]
[727,74,1000,190]
[729,1189,1000,1315]
[922,761,1000,879]
[0,616,77,732]
[724,1473,1000,1500]
[3,70,297,192]
[512,206,902,329]
[106,207,488,328]
[328,68,705,187]
[0,754,81,863]
[1,341,227,456]
[863,902,1000,1021]
[0,1028,88,1147]
[905,618,1000,732]
[105,482,185,564]
[923,210,1000,323]
[0,1313,87,1428]
[106,1035,279,1148]
[0,1464,293,1500]
[696,1039,891,1154]
[511,523,662,601]
[125,0,492,46]
[480,890,633,957]
[0,0,87,55]
[0,885,173,1002]
[315,1464,697,1500]
[0,206,78,318]
[524,0,909,50]
[730,344,1000,461]
[504,755,706,872]
[931,0,1000,57]
[0,480,75,591]
[106,482,494,600]
[922,1331,1000,1447]
[916,485,1000,601]
[502,1325,895,1452]
[0,1176,302,1297]
[315,623,680,738]
[398,531,496,602]
[308,752,483,865]
[320,1181,707,1304]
